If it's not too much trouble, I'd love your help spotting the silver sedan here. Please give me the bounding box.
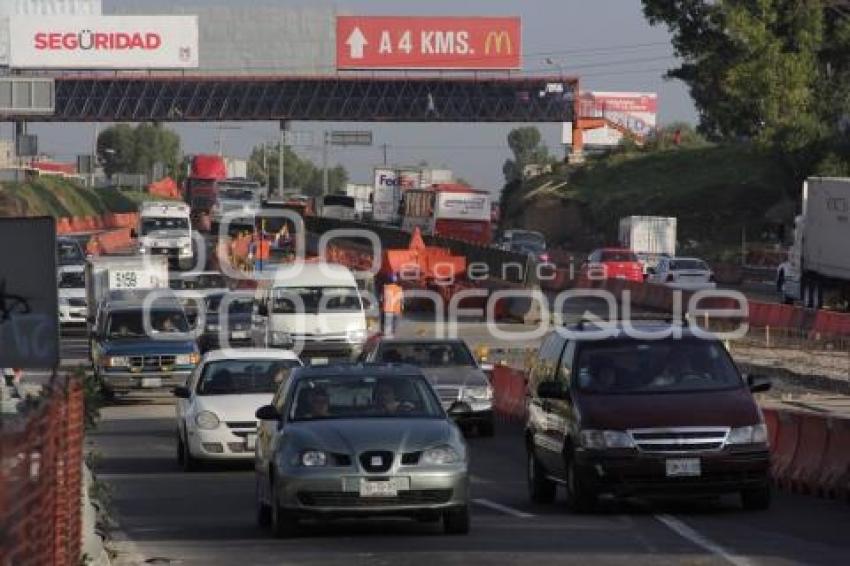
[254,364,470,537]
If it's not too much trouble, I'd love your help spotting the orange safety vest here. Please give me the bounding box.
[256,239,271,260]
[383,284,403,314]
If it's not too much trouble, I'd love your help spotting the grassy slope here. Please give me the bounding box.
[0,177,172,217]
[514,144,796,257]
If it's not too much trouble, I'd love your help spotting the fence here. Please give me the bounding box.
[0,374,84,566]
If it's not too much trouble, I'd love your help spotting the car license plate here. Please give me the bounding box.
[140,377,162,388]
[359,479,398,498]
[311,357,330,366]
[231,331,249,340]
[244,433,257,450]
[666,458,701,477]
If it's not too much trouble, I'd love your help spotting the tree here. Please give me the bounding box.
[97,123,182,179]
[502,126,551,184]
[247,144,348,196]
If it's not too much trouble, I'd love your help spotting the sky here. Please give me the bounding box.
[5,0,697,191]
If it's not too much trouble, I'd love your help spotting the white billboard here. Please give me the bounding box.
[8,15,199,69]
[579,92,658,147]
[436,192,491,222]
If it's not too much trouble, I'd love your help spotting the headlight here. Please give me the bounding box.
[195,411,220,430]
[300,450,328,467]
[103,356,129,368]
[421,445,461,465]
[347,328,367,344]
[176,353,201,366]
[206,323,220,332]
[580,430,635,450]
[270,331,291,346]
[727,424,768,445]
[463,386,493,401]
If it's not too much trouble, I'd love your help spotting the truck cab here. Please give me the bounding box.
[136,201,195,270]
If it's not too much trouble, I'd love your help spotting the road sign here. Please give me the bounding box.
[0,77,55,115]
[336,16,521,70]
[282,130,313,146]
[329,130,373,147]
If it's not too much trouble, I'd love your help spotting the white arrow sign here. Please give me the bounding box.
[346,27,368,59]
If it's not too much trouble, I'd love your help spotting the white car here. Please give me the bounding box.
[174,349,302,471]
[58,265,87,326]
[647,257,717,291]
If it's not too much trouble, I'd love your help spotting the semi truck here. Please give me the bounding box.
[780,177,850,309]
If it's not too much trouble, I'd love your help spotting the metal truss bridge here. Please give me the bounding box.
[24,74,578,123]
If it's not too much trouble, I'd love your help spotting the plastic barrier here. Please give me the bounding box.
[811,310,850,338]
[818,417,850,499]
[788,413,831,494]
[762,407,780,448]
[769,410,802,490]
[492,365,527,423]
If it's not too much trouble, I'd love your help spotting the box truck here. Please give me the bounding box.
[619,216,677,276]
[85,255,170,333]
[780,178,850,308]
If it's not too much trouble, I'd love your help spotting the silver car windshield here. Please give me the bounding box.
[289,375,443,421]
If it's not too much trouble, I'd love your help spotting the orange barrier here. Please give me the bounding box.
[492,365,527,423]
[788,413,831,494]
[84,228,134,256]
[818,417,850,499]
[56,212,140,235]
[769,410,801,490]
[811,310,850,338]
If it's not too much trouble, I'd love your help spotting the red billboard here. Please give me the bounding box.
[337,16,521,70]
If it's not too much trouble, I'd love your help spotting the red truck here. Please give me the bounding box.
[183,155,228,227]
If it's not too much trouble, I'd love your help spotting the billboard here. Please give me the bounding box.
[8,15,199,69]
[579,92,658,146]
[0,217,59,369]
[436,192,491,222]
[337,16,521,70]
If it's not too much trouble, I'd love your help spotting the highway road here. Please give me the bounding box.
[91,401,850,566]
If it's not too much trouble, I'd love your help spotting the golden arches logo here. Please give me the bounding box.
[484,30,512,56]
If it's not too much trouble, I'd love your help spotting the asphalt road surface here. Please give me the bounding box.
[91,402,850,566]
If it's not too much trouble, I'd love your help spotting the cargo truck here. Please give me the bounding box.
[618,216,677,277]
[85,255,170,332]
[780,177,850,309]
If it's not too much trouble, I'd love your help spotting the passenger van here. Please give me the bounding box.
[525,321,772,512]
[251,263,368,361]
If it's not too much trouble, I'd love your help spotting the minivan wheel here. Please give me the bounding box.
[565,457,597,513]
[527,449,556,503]
[741,484,772,511]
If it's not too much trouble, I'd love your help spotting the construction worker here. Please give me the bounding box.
[382,274,404,337]
[254,235,271,272]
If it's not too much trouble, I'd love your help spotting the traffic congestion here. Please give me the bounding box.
[3,2,850,566]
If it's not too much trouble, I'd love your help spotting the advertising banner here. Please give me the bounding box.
[580,91,658,146]
[8,15,199,69]
[436,192,491,222]
[337,16,521,70]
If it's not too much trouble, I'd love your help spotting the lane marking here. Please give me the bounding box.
[472,498,534,519]
[655,514,757,566]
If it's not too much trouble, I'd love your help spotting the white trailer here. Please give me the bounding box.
[224,157,248,179]
[780,178,850,308]
[85,255,169,332]
[619,216,677,256]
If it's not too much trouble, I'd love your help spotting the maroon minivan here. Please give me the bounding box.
[525,322,771,512]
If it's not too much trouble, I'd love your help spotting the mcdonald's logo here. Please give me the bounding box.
[485,30,512,56]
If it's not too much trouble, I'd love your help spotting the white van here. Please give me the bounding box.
[252,263,368,361]
[136,201,194,270]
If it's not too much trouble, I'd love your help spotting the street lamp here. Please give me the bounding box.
[545,57,564,77]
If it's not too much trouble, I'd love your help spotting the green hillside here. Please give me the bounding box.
[0,177,169,218]
[501,144,798,259]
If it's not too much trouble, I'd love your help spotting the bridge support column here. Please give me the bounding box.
[569,121,585,164]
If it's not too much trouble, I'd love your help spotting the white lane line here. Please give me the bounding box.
[655,514,757,566]
[472,498,534,519]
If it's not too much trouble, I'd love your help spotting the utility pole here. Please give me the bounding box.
[382,143,389,166]
[90,123,99,188]
[322,130,330,196]
[279,120,289,199]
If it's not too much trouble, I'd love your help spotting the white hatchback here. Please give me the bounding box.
[174,349,302,471]
[647,257,717,291]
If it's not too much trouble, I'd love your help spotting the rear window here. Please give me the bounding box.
[197,359,301,395]
[600,251,638,262]
[575,338,742,394]
[669,259,709,271]
[375,342,475,367]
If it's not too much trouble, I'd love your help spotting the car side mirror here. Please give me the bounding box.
[447,402,471,417]
[256,404,281,421]
[537,381,568,400]
[173,386,191,399]
[747,374,772,393]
